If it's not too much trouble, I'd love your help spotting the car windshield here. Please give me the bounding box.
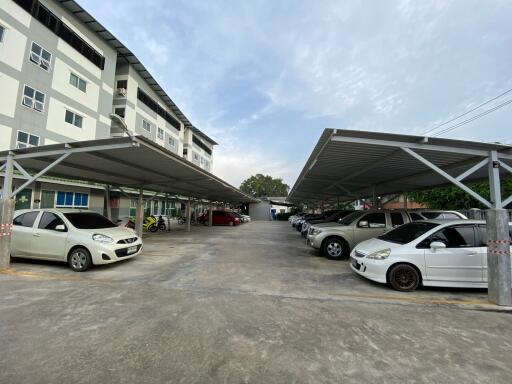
[64,212,117,229]
[378,222,440,244]
[338,211,366,225]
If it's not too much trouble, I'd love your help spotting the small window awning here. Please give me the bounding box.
[288,129,512,208]
[0,136,256,203]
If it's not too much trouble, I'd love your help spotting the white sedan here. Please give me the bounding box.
[12,209,143,272]
[350,220,512,291]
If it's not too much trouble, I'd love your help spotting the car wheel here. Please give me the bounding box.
[68,247,92,272]
[322,237,349,260]
[228,221,234,226]
[388,264,420,292]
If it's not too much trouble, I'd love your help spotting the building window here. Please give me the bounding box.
[29,42,52,71]
[114,108,125,118]
[69,73,86,92]
[192,152,200,164]
[142,119,151,132]
[22,85,45,112]
[16,131,40,149]
[168,136,176,147]
[116,80,127,90]
[137,88,181,130]
[0,25,5,43]
[74,193,89,207]
[129,199,137,217]
[56,191,88,208]
[203,159,210,171]
[183,148,188,157]
[65,110,83,128]
[157,127,164,140]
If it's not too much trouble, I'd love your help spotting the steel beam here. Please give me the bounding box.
[455,158,489,182]
[12,160,31,180]
[332,135,491,157]
[0,141,138,161]
[401,147,492,208]
[11,152,72,198]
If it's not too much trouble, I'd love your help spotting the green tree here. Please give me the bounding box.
[240,174,290,198]
[406,179,512,209]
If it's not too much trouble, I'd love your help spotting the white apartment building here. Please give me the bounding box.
[0,0,217,217]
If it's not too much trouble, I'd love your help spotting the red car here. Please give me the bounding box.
[200,211,240,226]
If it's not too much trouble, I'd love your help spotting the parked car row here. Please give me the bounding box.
[198,210,251,226]
[287,209,512,292]
[11,207,251,272]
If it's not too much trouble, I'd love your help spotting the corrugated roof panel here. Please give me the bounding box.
[289,129,512,203]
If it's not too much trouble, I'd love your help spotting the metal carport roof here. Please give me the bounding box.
[0,136,256,204]
[289,129,512,207]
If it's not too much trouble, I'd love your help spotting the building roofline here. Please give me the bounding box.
[56,0,217,146]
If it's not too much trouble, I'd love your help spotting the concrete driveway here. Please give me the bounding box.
[1,221,511,383]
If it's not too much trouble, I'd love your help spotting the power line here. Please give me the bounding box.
[431,97,512,137]
[423,87,512,136]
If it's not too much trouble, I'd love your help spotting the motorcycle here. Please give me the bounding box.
[157,215,166,231]
[177,216,186,225]
[124,216,159,232]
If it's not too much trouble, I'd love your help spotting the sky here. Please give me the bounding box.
[80,0,512,188]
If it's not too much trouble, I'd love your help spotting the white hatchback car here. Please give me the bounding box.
[350,220,512,291]
[12,209,143,272]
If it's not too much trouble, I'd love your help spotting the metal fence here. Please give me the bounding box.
[458,209,512,221]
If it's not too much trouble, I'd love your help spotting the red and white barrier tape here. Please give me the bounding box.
[487,240,511,245]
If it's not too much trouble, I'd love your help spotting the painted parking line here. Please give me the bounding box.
[0,268,111,283]
[328,291,491,307]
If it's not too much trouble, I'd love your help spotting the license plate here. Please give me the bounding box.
[127,246,137,254]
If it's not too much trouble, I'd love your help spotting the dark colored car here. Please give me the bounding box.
[199,210,241,226]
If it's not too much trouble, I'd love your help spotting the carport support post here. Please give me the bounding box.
[135,188,144,238]
[105,185,112,221]
[208,204,213,227]
[165,194,171,231]
[486,151,511,306]
[0,153,15,270]
[187,198,191,232]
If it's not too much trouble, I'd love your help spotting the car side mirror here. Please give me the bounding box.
[358,220,369,228]
[55,224,67,232]
[430,241,446,250]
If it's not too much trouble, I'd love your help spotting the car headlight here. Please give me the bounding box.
[311,228,323,236]
[92,233,114,244]
[366,248,391,260]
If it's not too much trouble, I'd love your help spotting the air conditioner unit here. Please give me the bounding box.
[40,59,50,71]
[117,88,127,96]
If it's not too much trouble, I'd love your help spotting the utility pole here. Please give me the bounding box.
[486,151,511,305]
[0,153,15,269]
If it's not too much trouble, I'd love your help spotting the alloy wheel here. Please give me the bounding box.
[326,242,341,257]
[71,251,87,270]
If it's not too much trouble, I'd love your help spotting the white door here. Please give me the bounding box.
[32,211,68,260]
[424,225,483,282]
[11,211,40,256]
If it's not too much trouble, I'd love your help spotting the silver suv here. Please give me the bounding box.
[307,209,465,260]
